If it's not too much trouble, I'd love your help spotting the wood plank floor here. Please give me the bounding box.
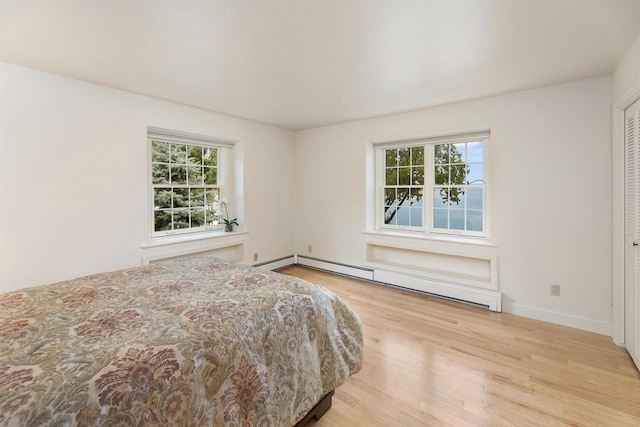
[279,266,640,427]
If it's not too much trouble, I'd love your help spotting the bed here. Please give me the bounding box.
[0,258,363,426]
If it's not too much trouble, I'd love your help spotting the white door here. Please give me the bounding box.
[625,97,640,370]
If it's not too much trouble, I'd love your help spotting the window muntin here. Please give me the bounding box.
[150,139,224,236]
[376,133,488,238]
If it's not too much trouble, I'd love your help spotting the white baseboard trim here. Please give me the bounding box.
[295,256,375,281]
[374,269,502,312]
[253,256,295,271]
[502,302,611,336]
[291,256,500,311]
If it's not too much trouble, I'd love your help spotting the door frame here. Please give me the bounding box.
[612,76,640,346]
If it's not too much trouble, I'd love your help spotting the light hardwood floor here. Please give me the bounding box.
[279,266,640,427]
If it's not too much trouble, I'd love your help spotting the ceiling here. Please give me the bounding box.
[2,0,640,130]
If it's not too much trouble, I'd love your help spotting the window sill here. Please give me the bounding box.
[141,230,248,249]
[362,230,497,248]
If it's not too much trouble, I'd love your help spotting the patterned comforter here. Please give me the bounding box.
[0,258,363,426]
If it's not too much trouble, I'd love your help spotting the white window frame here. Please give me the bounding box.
[147,127,235,238]
[374,130,490,238]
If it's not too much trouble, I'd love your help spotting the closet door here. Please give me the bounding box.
[625,97,640,370]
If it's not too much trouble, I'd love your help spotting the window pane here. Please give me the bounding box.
[203,147,217,166]
[170,144,187,164]
[174,210,189,229]
[173,188,189,208]
[434,165,449,185]
[384,188,396,207]
[412,166,424,185]
[153,188,172,209]
[466,187,483,209]
[398,167,411,185]
[205,189,220,224]
[397,188,410,207]
[154,211,172,232]
[205,209,219,225]
[188,166,203,185]
[450,209,464,230]
[467,210,483,232]
[449,144,464,164]
[449,187,465,207]
[204,167,217,185]
[152,163,169,184]
[385,168,397,186]
[397,207,410,226]
[449,163,468,185]
[411,146,424,165]
[466,164,483,184]
[188,146,203,166]
[171,165,186,185]
[204,188,218,208]
[433,188,449,207]
[190,188,204,207]
[410,207,422,227]
[433,208,448,228]
[152,141,170,163]
[191,208,205,227]
[385,149,397,167]
[384,207,397,225]
[467,141,483,162]
[410,188,423,206]
[452,143,466,162]
[398,148,410,166]
[434,144,450,164]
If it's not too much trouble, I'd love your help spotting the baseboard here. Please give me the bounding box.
[279,255,499,311]
[291,256,500,311]
[374,269,502,311]
[253,255,295,271]
[502,301,611,336]
[295,255,374,281]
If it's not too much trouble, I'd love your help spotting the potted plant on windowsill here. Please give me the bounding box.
[220,199,238,232]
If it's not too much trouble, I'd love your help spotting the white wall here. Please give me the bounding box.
[293,77,613,333]
[0,62,295,292]
[614,34,640,100]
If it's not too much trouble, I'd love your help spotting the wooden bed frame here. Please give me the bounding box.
[295,391,335,426]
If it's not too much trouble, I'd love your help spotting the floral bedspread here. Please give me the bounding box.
[0,258,363,426]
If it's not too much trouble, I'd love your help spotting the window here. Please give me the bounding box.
[383,146,425,227]
[375,131,489,237]
[148,128,234,237]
